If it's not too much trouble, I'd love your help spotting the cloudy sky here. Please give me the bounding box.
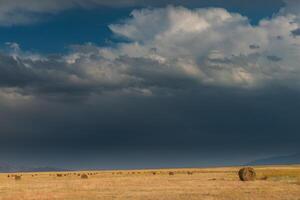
[0,0,299,169]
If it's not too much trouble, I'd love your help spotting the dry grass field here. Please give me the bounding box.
[1,165,300,200]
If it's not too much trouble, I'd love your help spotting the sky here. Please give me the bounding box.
[0,0,300,170]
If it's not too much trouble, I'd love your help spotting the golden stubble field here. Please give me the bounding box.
[1,165,300,200]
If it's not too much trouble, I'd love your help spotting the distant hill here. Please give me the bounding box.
[0,163,70,173]
[0,162,17,173]
[247,153,300,166]
[18,166,71,173]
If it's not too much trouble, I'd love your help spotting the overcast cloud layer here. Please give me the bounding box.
[0,0,300,167]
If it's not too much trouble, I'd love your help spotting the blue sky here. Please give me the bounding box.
[0,1,284,53]
[0,8,131,53]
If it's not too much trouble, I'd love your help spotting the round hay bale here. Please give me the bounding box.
[238,167,256,181]
[14,175,21,181]
[260,176,268,180]
[81,174,88,179]
[169,172,174,176]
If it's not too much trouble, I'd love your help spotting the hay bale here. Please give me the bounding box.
[238,167,256,181]
[81,174,88,179]
[14,175,21,181]
[169,172,174,176]
[260,176,268,180]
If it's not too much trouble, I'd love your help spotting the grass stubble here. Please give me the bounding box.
[0,165,300,200]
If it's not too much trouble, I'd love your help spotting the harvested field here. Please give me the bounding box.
[1,165,300,200]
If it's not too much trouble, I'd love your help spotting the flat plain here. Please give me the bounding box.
[1,165,300,200]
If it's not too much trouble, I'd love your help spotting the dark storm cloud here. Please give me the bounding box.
[0,53,93,96]
[291,28,300,36]
[249,44,260,49]
[0,52,196,97]
[0,2,300,168]
[0,54,35,87]
[267,55,282,62]
[1,86,299,156]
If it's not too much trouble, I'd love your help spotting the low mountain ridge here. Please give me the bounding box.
[247,153,300,166]
[0,163,69,173]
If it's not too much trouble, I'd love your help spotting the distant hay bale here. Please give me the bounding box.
[81,174,88,179]
[209,178,217,181]
[187,171,193,175]
[14,175,21,181]
[169,172,174,176]
[260,176,268,180]
[238,167,256,181]
[152,172,156,175]
[7,175,10,178]
[57,174,63,177]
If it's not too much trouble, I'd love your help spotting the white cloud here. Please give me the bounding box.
[1,3,300,100]
[108,6,300,87]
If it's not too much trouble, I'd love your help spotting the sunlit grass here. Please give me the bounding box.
[254,166,300,182]
[0,165,299,200]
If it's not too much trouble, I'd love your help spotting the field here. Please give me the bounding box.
[1,165,300,200]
